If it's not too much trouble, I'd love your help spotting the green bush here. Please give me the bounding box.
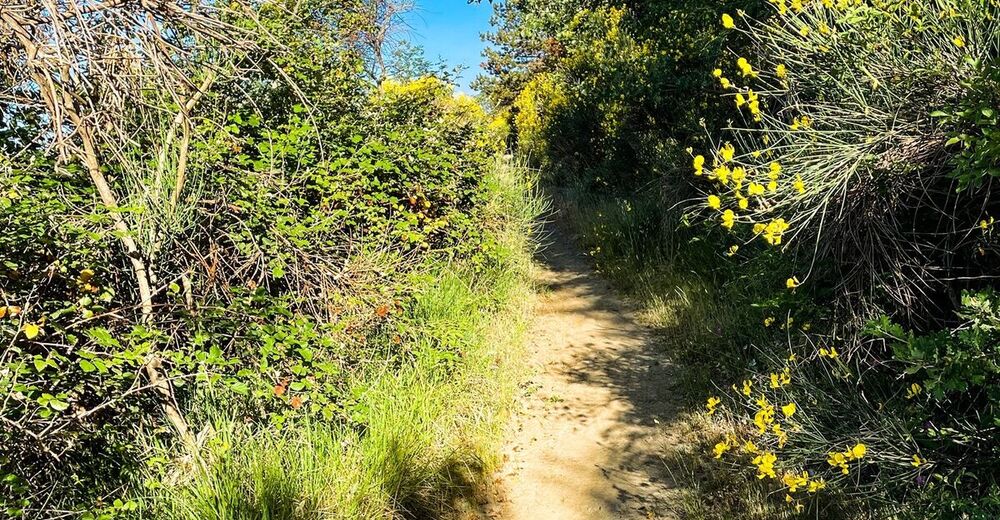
[1,2,535,517]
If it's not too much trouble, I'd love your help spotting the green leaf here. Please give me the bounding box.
[78,359,96,373]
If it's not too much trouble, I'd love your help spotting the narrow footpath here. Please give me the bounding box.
[486,223,690,519]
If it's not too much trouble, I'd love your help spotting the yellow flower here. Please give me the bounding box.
[819,346,839,359]
[738,197,749,210]
[980,216,995,230]
[744,440,758,453]
[762,218,790,245]
[752,452,778,479]
[807,478,826,493]
[713,440,732,458]
[764,316,775,327]
[781,402,797,418]
[736,57,756,77]
[780,367,791,386]
[722,13,736,29]
[827,451,849,474]
[720,77,732,89]
[905,382,922,399]
[795,504,805,513]
[850,443,867,459]
[799,25,810,37]
[776,63,787,79]
[767,180,777,192]
[713,165,731,184]
[735,92,747,107]
[742,379,753,396]
[693,154,705,175]
[706,396,721,414]
[770,373,780,389]
[721,209,736,230]
[786,276,800,289]
[707,194,721,210]
[782,471,809,492]
[953,35,966,48]
[748,183,765,196]
[793,176,806,194]
[769,162,782,178]
[720,142,736,162]
[727,244,740,257]
[712,68,723,78]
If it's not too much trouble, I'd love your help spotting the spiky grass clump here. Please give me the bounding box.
[694,0,1000,326]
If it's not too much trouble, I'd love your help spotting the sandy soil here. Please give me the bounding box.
[484,224,690,519]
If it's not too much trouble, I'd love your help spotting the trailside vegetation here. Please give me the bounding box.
[1,1,541,518]
[487,0,1000,516]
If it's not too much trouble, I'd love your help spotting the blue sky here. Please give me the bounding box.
[405,0,493,92]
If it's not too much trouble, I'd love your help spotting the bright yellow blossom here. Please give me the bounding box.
[752,452,778,479]
[713,439,732,458]
[721,209,736,229]
[707,194,721,210]
[720,142,736,162]
[693,154,705,175]
[793,175,806,194]
[713,165,731,184]
[722,13,736,29]
[786,276,800,289]
[850,443,867,459]
[776,63,787,79]
[781,402,797,418]
[769,162,782,178]
[706,396,721,415]
[911,454,925,467]
[782,471,809,492]
[953,35,966,47]
[807,478,826,493]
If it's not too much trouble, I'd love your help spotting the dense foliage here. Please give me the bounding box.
[1,2,534,518]
[489,0,1000,516]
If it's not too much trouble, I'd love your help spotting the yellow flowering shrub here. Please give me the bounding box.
[693,0,1000,326]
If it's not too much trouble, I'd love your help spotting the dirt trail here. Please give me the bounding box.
[486,224,689,519]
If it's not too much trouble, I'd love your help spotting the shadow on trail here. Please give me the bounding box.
[521,218,711,518]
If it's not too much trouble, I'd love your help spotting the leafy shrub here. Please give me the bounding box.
[0,3,524,517]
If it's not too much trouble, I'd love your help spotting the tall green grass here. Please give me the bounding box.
[139,158,544,520]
